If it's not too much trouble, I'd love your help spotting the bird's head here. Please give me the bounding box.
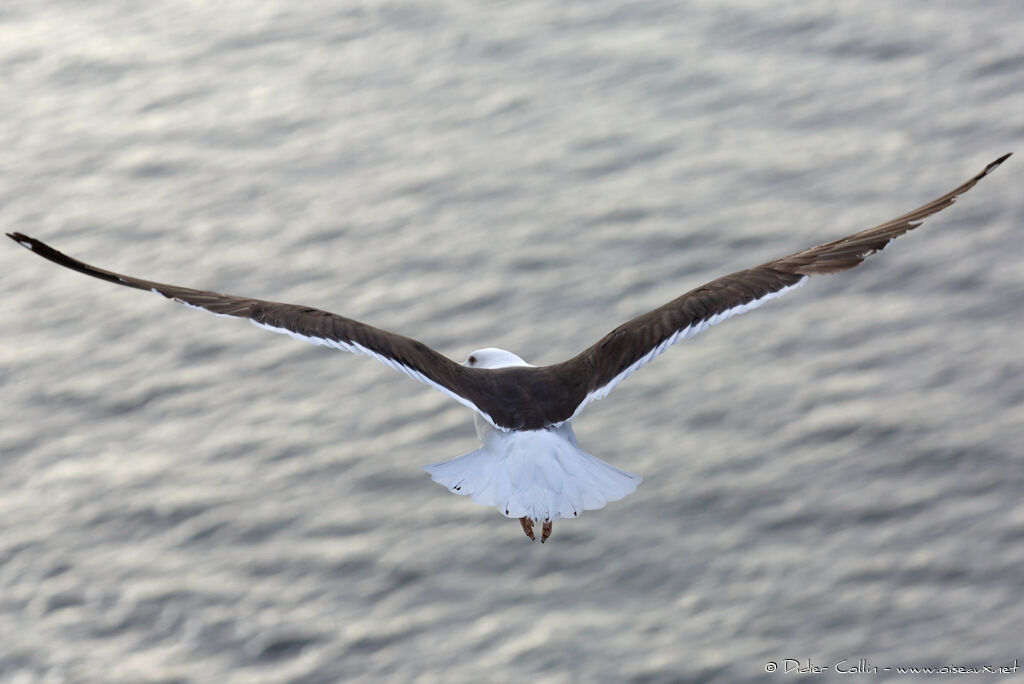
[463,348,533,369]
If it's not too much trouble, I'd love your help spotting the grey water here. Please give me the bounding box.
[2,2,1023,682]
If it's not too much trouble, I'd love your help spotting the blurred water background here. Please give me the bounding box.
[2,2,1023,682]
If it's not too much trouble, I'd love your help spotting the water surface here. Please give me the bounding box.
[2,2,1023,682]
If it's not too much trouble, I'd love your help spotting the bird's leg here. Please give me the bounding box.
[541,519,553,543]
[519,516,535,541]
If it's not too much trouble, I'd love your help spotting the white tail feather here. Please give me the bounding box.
[423,424,641,521]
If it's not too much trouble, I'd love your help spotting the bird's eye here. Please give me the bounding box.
[468,355,477,365]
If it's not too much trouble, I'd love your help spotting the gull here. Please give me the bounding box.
[7,154,1009,542]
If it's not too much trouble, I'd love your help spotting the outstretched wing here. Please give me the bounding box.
[549,154,1011,423]
[6,232,509,428]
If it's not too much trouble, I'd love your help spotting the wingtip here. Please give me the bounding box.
[985,153,1012,174]
[6,232,36,250]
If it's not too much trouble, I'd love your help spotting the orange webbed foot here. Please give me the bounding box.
[519,516,535,541]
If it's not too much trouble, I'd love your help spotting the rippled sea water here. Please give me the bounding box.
[2,2,1023,682]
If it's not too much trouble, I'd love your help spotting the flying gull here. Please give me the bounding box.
[7,154,1010,542]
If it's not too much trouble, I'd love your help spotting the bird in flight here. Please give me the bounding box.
[7,154,1010,542]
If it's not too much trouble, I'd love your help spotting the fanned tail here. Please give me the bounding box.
[423,425,641,521]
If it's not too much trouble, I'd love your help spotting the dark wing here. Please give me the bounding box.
[6,232,515,429]
[546,154,1011,423]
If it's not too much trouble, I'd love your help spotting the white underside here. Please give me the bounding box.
[423,421,641,521]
